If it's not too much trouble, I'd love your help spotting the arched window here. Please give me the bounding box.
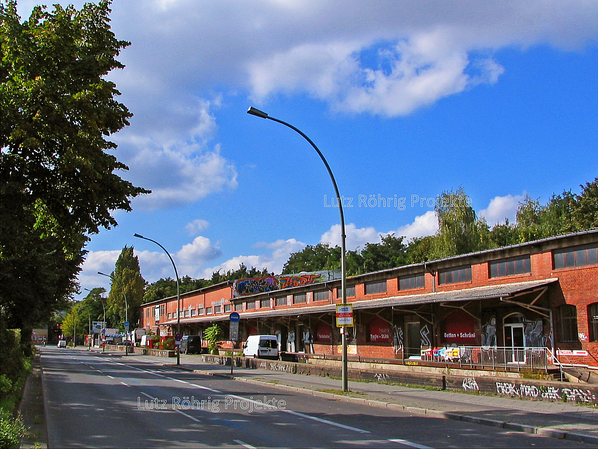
[558,305,578,343]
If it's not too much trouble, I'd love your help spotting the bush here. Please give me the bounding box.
[0,409,26,449]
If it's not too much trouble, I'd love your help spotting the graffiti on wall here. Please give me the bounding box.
[233,270,340,297]
[392,325,404,354]
[420,325,431,347]
[279,270,340,289]
[495,381,597,403]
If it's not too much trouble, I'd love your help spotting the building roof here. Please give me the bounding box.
[155,278,558,326]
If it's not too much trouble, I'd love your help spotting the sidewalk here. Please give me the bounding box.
[126,350,598,446]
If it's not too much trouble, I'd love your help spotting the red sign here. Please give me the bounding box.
[316,323,332,343]
[443,310,476,344]
[369,316,390,343]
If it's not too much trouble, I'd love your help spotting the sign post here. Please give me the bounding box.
[124,321,130,355]
[229,312,240,374]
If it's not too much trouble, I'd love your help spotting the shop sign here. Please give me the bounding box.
[369,316,390,342]
[443,310,476,344]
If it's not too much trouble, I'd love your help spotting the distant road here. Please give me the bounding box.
[40,347,592,448]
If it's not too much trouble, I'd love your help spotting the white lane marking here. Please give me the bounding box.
[121,382,130,387]
[107,375,115,379]
[389,438,435,449]
[122,361,368,434]
[234,440,256,449]
[174,408,201,423]
[283,409,370,434]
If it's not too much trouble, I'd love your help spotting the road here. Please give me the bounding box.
[41,347,595,448]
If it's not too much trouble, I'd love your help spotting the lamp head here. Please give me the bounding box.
[247,107,268,118]
[133,233,144,239]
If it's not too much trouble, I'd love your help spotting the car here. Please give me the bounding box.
[180,335,203,354]
[57,340,66,348]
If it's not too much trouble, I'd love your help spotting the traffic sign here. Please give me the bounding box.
[175,333,182,341]
[124,321,129,327]
[336,304,354,327]
[229,312,240,322]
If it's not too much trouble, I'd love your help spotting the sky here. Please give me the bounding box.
[12,0,598,299]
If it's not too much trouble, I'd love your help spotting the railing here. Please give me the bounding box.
[420,346,554,371]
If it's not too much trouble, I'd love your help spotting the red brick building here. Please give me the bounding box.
[140,230,598,369]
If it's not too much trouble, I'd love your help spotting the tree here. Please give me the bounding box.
[210,264,272,284]
[107,246,145,330]
[433,187,491,258]
[572,178,598,231]
[143,276,210,303]
[0,1,149,334]
[281,244,340,274]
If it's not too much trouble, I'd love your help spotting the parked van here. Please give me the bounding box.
[181,335,203,354]
[242,335,279,359]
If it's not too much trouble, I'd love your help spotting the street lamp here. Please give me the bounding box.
[133,233,181,366]
[85,288,106,353]
[98,271,129,355]
[247,106,349,392]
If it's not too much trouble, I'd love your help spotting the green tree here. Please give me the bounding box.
[203,324,223,355]
[489,220,519,248]
[143,276,210,303]
[571,178,598,231]
[433,187,491,258]
[281,244,340,274]
[210,264,271,284]
[106,246,145,330]
[0,1,149,337]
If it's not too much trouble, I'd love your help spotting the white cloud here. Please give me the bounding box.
[320,223,379,251]
[395,211,439,241]
[479,193,526,226]
[77,250,123,293]
[203,238,306,277]
[185,219,210,236]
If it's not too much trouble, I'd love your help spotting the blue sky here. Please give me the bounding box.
[13,1,598,299]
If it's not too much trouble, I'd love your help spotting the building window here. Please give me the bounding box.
[214,305,222,314]
[293,293,306,304]
[489,255,531,278]
[438,266,472,284]
[246,301,255,310]
[260,298,270,308]
[337,285,355,299]
[559,304,578,342]
[191,309,197,317]
[365,280,387,295]
[589,303,598,342]
[184,310,190,317]
[399,273,425,290]
[554,243,598,269]
[206,307,213,315]
[314,290,329,301]
[224,304,232,313]
[167,313,172,319]
[198,307,204,315]
[234,303,243,312]
[275,296,287,306]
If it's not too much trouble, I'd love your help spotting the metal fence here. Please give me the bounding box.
[420,346,554,371]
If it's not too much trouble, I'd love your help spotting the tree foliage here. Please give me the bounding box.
[0,1,148,332]
[106,246,145,330]
[210,263,272,284]
[143,276,210,304]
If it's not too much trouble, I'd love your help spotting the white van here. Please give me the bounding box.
[243,335,279,359]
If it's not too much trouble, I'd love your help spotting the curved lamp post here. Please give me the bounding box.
[247,106,349,392]
[134,233,181,366]
[98,271,129,356]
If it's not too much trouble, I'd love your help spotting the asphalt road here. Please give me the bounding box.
[41,347,595,448]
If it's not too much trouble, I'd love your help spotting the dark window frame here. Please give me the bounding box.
[553,243,598,269]
[399,273,425,290]
[489,255,531,278]
[365,280,387,295]
[438,266,472,285]
[559,304,578,343]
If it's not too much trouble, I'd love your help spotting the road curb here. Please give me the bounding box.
[219,371,598,446]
